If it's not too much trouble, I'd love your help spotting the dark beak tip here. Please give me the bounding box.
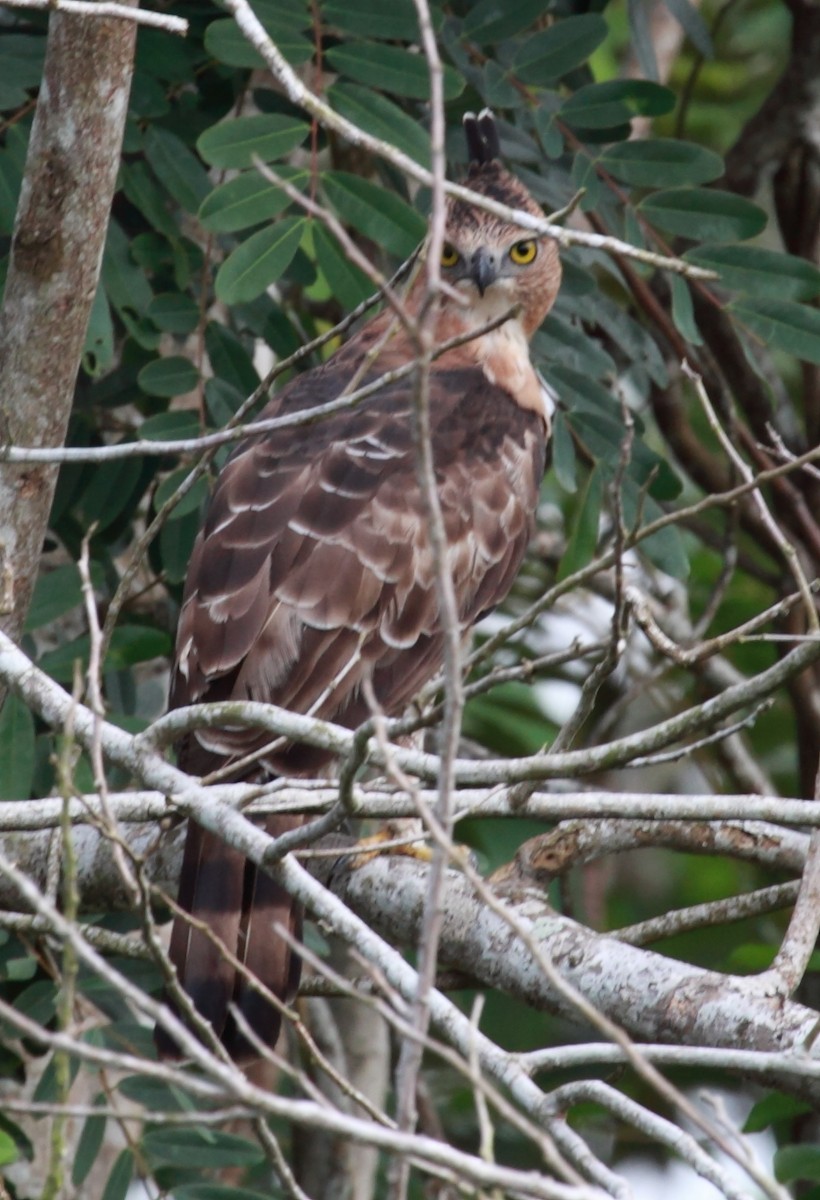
[471,250,497,296]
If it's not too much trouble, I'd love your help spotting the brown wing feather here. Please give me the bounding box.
[172,362,545,761]
[162,353,546,1058]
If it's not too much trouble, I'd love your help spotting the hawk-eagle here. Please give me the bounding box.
[157,110,562,1058]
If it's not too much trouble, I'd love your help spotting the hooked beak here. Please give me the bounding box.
[470,248,498,296]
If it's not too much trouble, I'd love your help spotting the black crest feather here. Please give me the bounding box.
[463,108,500,165]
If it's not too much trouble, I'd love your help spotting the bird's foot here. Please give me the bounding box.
[350,821,474,871]
[350,826,434,868]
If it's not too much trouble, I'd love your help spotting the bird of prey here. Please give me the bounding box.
[157,110,562,1059]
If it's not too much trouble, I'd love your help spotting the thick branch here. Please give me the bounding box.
[0,7,136,648]
[326,855,820,1101]
[3,809,819,1101]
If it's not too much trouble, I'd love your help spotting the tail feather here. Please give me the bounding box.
[156,809,303,1060]
[229,814,304,1056]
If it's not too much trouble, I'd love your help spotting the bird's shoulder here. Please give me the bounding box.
[172,326,547,717]
[237,318,545,472]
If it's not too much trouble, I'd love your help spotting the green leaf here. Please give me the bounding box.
[0,1115,31,1169]
[744,1092,811,1134]
[0,696,35,801]
[72,1097,107,1187]
[551,411,577,494]
[144,126,210,212]
[514,15,609,85]
[601,139,724,187]
[215,216,306,304]
[628,0,659,79]
[83,283,115,376]
[0,1129,17,1168]
[32,1053,80,1103]
[199,168,308,233]
[463,0,551,41]
[120,161,177,238]
[558,465,603,580]
[135,27,197,83]
[101,1149,133,1200]
[534,106,564,159]
[117,1075,192,1111]
[731,298,820,366]
[684,244,820,300]
[663,0,714,57]
[621,480,689,578]
[0,139,25,235]
[482,61,520,108]
[326,43,464,101]
[323,0,420,39]
[0,950,37,983]
[154,469,209,519]
[542,365,620,419]
[26,564,86,631]
[197,115,310,170]
[0,124,28,236]
[464,682,556,757]
[148,292,200,335]
[159,508,201,585]
[129,70,170,119]
[143,1127,266,1170]
[323,171,425,258]
[76,454,145,532]
[204,11,312,69]
[562,81,676,130]
[567,409,681,501]
[140,410,201,442]
[138,355,200,398]
[108,625,173,670]
[0,35,45,108]
[775,1145,820,1184]
[669,274,703,345]
[205,378,245,428]
[87,1014,159,1057]
[102,219,153,318]
[39,625,172,682]
[327,82,430,168]
[312,222,373,310]
[205,322,261,394]
[535,317,615,377]
[639,188,767,240]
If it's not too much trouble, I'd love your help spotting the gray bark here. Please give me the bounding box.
[3,815,819,1104]
[0,7,136,649]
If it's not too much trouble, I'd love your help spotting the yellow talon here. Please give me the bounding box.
[350,828,434,869]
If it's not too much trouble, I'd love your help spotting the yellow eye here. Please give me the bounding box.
[509,239,538,265]
[441,243,460,267]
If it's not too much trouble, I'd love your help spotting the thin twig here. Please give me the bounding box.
[683,360,819,634]
[391,3,464,1181]
[0,306,520,466]
[616,880,801,946]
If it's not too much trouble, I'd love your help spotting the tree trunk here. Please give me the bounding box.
[0,6,136,657]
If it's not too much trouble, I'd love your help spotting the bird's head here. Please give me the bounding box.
[436,110,562,337]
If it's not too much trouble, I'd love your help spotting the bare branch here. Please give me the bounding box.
[763,765,820,995]
[0,0,187,32]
